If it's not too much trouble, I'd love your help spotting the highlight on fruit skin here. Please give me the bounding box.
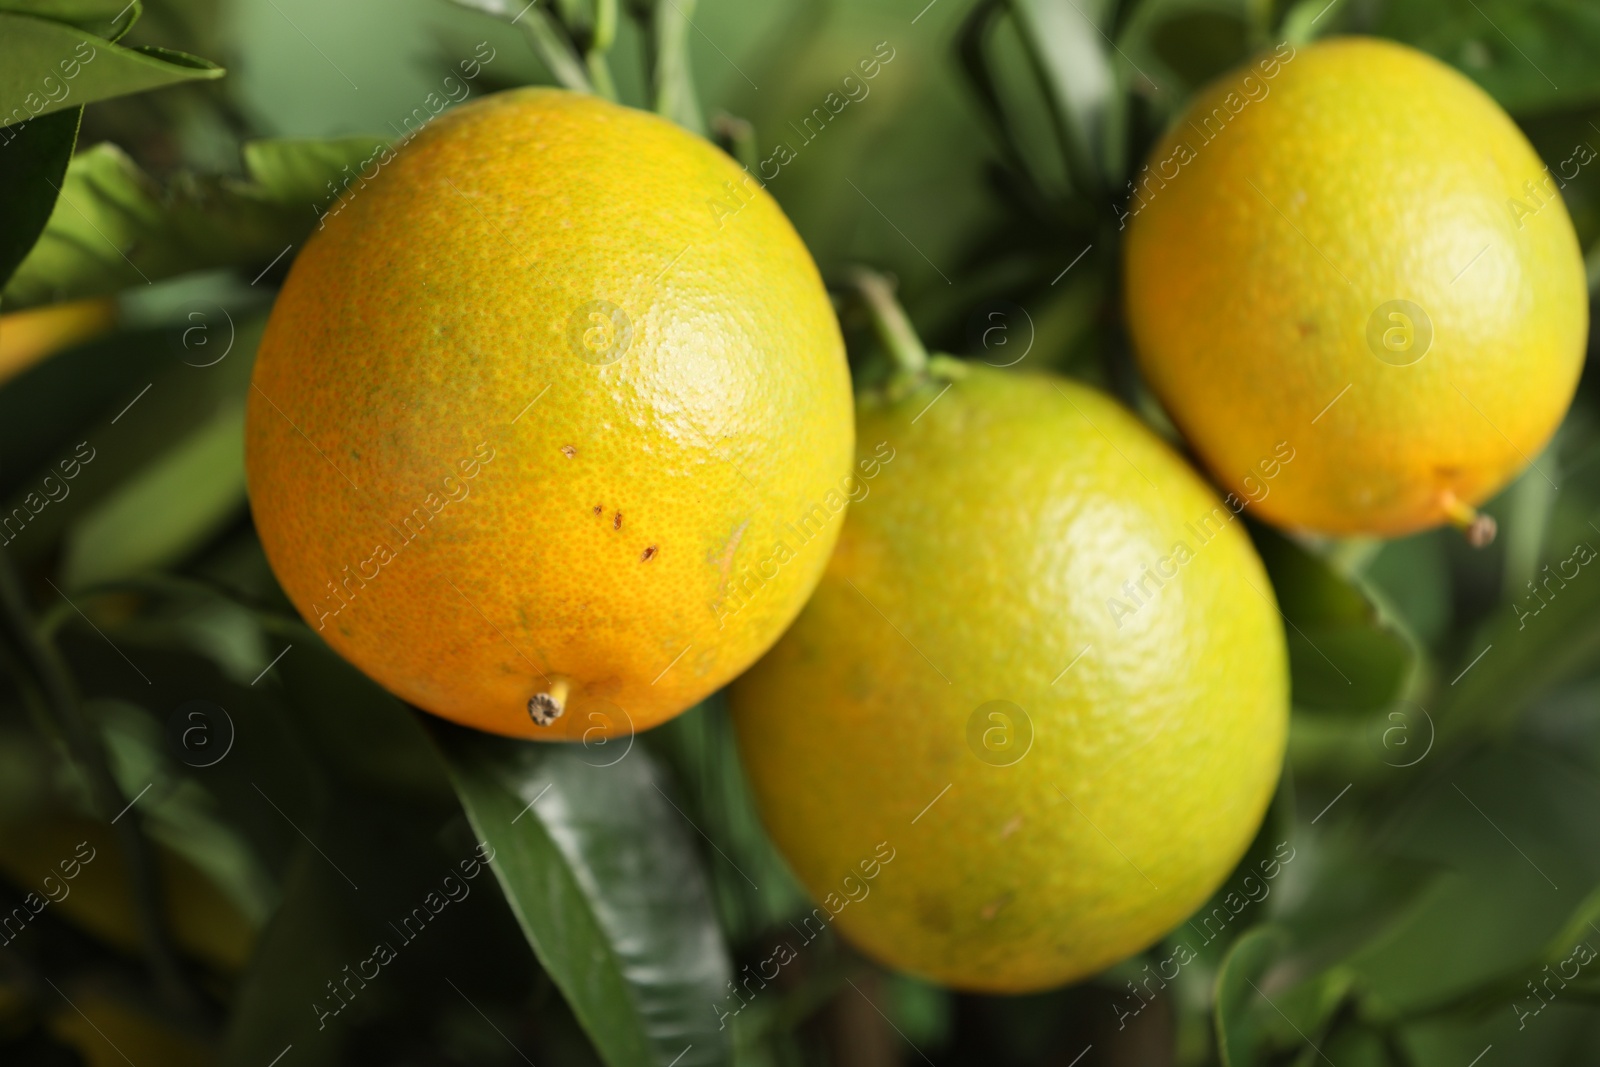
[1124,35,1587,540]
[244,88,854,741]
[730,361,1289,993]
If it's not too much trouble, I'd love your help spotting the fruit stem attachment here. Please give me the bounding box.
[528,676,571,727]
[1441,492,1497,548]
[846,266,929,378]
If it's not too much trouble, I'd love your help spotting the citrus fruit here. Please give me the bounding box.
[245,89,853,740]
[1125,36,1587,538]
[0,296,116,384]
[729,362,1287,992]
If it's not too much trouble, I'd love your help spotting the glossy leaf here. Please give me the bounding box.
[0,0,138,37]
[643,698,810,945]
[1214,925,1287,1067]
[439,727,734,1067]
[0,106,79,291]
[0,12,221,127]
[1346,743,1600,1017]
[1252,526,1417,712]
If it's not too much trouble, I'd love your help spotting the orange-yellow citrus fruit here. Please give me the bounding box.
[730,364,1287,992]
[1125,36,1587,537]
[0,297,117,384]
[246,89,853,740]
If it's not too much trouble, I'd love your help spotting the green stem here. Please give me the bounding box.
[584,0,620,101]
[592,0,618,52]
[652,0,706,133]
[846,267,929,377]
[519,5,593,93]
[711,112,758,172]
[585,53,619,100]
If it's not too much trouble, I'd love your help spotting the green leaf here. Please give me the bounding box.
[438,726,734,1067]
[0,316,256,561]
[219,843,361,1067]
[0,0,138,37]
[94,697,277,926]
[3,136,386,308]
[1005,0,1117,193]
[61,400,245,589]
[0,12,222,127]
[643,698,810,946]
[1214,925,1288,1067]
[240,138,383,206]
[1346,743,1600,1018]
[1442,546,1600,741]
[0,105,79,291]
[1253,526,1416,712]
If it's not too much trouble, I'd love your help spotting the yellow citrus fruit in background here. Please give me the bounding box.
[729,365,1287,992]
[0,296,117,385]
[1125,36,1587,537]
[246,89,853,740]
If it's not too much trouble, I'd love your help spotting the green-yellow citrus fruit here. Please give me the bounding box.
[730,365,1288,992]
[1125,36,1587,537]
[246,89,853,740]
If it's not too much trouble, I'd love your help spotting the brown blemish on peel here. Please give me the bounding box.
[593,504,603,515]
[561,445,576,458]
[613,511,622,531]
[641,545,657,562]
[980,892,1014,921]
